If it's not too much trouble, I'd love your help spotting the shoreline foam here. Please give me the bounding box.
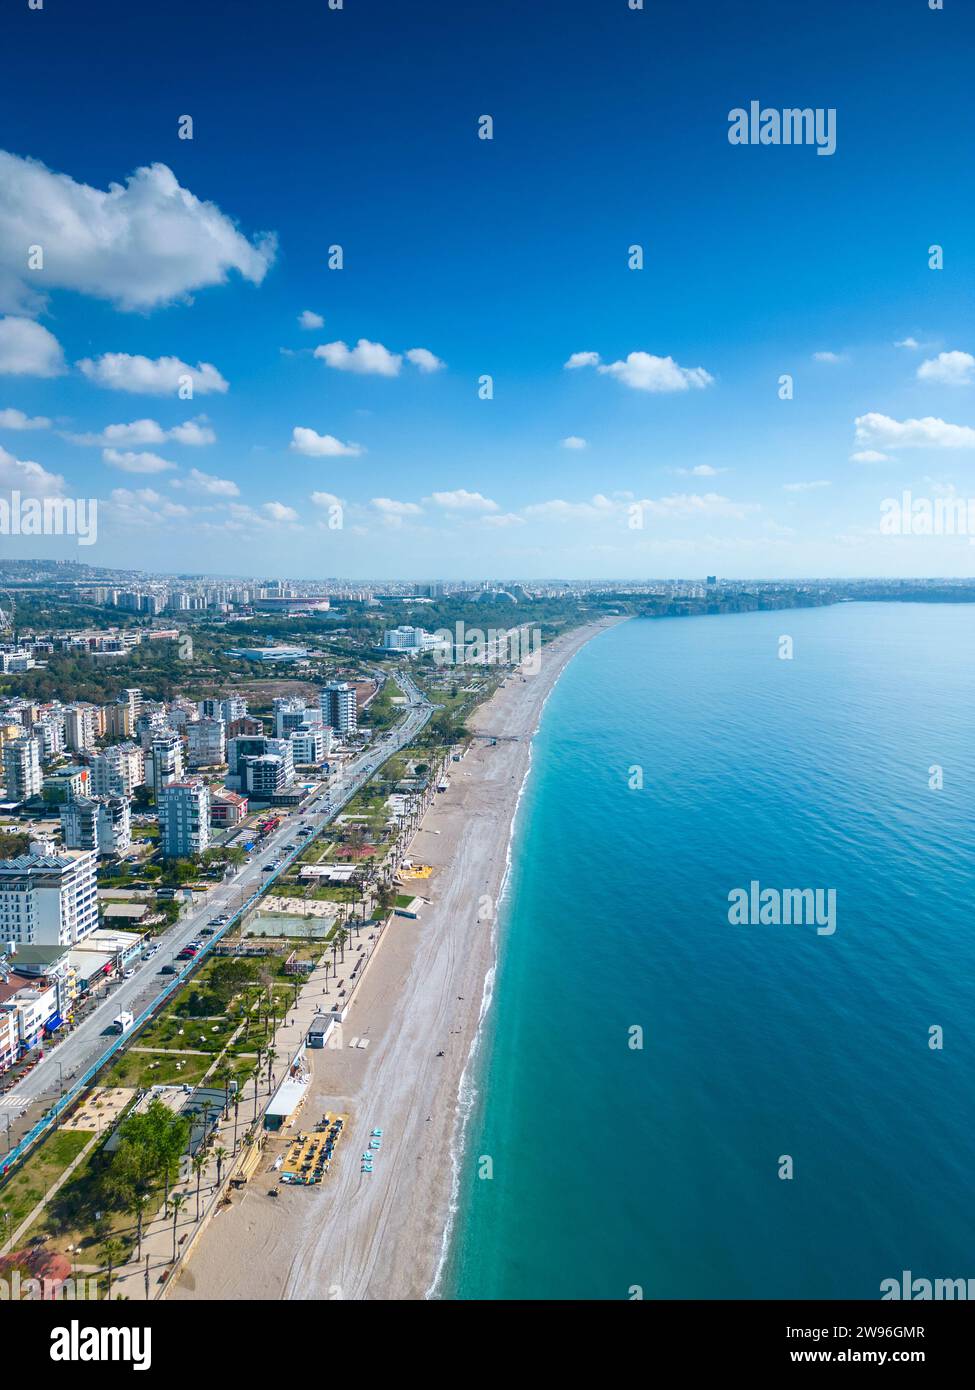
[170,618,620,1301]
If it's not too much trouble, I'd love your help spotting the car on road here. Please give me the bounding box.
[122,969,134,979]
[207,917,223,926]
[262,864,274,872]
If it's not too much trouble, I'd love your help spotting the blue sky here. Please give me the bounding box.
[1,0,974,580]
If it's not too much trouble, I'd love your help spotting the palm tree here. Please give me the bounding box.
[218,1065,233,1118]
[265,1048,277,1094]
[192,1153,206,1221]
[337,928,348,963]
[100,1237,124,1301]
[130,1192,149,1260]
[252,1057,262,1122]
[170,1192,187,1263]
[213,1145,229,1186]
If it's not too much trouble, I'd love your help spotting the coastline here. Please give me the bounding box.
[170,616,620,1301]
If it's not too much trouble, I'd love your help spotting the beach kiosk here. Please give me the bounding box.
[307,1014,335,1049]
[263,1074,310,1131]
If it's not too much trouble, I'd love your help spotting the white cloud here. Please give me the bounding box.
[561,436,588,450]
[678,464,726,477]
[0,151,275,313]
[584,350,713,392]
[812,351,845,363]
[289,426,364,458]
[895,337,921,350]
[67,416,215,447]
[370,496,422,528]
[0,443,65,496]
[314,339,402,376]
[78,353,228,396]
[564,351,600,370]
[917,351,975,387]
[102,447,176,474]
[523,494,619,521]
[0,316,65,376]
[0,407,50,429]
[849,450,889,463]
[783,480,831,492]
[405,347,446,373]
[427,489,498,512]
[370,497,422,516]
[854,412,975,450]
[262,501,298,523]
[640,492,754,521]
[169,419,216,445]
[310,490,343,509]
[482,512,525,528]
[105,487,190,527]
[171,467,239,497]
[298,310,324,330]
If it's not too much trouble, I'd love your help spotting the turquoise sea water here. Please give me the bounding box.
[446,604,975,1300]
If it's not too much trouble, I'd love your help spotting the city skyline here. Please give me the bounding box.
[2,0,974,580]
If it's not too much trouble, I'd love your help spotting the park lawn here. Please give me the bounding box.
[0,1128,92,1232]
[103,1049,215,1088]
[20,1133,146,1268]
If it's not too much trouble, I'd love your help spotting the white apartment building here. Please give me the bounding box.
[0,979,58,1055]
[151,731,185,790]
[289,726,329,764]
[200,694,248,724]
[273,697,311,739]
[60,795,132,856]
[187,716,226,768]
[158,779,211,858]
[382,625,448,653]
[64,703,98,753]
[32,715,65,761]
[90,742,145,797]
[320,681,357,735]
[0,849,99,947]
[2,734,42,801]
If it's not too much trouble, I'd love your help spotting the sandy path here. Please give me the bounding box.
[170,619,617,1301]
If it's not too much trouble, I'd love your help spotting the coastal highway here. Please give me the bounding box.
[0,672,433,1125]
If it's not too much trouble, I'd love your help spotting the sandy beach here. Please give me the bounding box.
[170,618,617,1301]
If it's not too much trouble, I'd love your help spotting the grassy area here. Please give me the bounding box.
[0,1128,92,1233]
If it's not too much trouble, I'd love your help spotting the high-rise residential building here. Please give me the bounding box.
[289,727,328,764]
[242,754,288,798]
[150,731,185,790]
[187,716,226,768]
[226,735,293,783]
[102,703,134,739]
[2,734,42,801]
[320,681,357,735]
[158,779,211,859]
[273,697,310,739]
[60,795,132,856]
[0,849,99,946]
[90,742,145,798]
[32,717,64,761]
[64,704,98,753]
[120,689,142,722]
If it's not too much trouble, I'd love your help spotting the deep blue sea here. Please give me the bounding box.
[446,604,975,1300]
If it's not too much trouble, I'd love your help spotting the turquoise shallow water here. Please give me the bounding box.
[446,604,975,1300]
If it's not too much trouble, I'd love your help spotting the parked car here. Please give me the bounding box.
[159,965,177,975]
